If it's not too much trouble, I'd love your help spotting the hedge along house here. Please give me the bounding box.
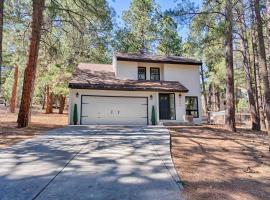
[68,53,202,125]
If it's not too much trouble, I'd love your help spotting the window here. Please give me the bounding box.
[185,96,199,118]
[169,94,176,120]
[138,67,146,80]
[150,68,160,81]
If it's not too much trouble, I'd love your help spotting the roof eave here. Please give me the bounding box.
[68,83,189,93]
[116,57,202,65]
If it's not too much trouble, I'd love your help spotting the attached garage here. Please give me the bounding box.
[69,63,191,125]
[80,96,148,125]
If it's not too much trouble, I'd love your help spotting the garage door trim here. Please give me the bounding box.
[80,95,149,125]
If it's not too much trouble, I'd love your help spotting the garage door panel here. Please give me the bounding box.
[81,96,148,125]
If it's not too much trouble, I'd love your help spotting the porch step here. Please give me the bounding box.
[162,122,194,126]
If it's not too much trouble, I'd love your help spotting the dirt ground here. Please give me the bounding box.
[0,107,68,148]
[170,125,270,200]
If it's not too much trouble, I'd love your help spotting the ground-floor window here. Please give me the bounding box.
[185,96,199,118]
[169,94,176,120]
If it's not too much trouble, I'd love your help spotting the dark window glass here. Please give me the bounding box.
[185,96,199,118]
[169,94,176,120]
[150,68,160,81]
[138,67,146,80]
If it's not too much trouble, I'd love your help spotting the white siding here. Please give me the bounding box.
[115,61,164,81]
[164,64,202,123]
[115,61,138,80]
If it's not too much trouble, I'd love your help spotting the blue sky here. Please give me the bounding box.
[108,0,202,40]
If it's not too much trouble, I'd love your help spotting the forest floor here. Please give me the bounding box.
[0,107,68,148]
[170,125,270,200]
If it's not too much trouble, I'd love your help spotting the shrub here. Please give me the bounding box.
[73,104,78,125]
[151,105,156,125]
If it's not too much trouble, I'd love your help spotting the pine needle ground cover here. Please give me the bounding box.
[170,125,270,200]
[0,107,67,148]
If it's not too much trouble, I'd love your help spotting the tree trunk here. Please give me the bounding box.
[48,92,53,114]
[216,89,221,111]
[266,0,270,63]
[237,0,260,130]
[208,83,213,111]
[42,90,45,110]
[200,64,208,114]
[45,85,50,114]
[224,0,236,132]
[0,0,4,93]
[59,95,66,114]
[251,1,266,130]
[213,85,219,111]
[10,65,19,113]
[255,43,266,130]
[17,0,45,127]
[254,0,270,130]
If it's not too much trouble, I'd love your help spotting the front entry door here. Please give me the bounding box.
[159,94,170,120]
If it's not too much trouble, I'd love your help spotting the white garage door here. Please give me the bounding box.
[81,96,148,125]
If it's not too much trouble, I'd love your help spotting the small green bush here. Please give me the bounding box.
[151,105,156,125]
[73,104,78,125]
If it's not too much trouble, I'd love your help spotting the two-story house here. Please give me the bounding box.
[68,52,202,125]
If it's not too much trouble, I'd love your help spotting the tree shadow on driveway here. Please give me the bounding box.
[0,126,182,200]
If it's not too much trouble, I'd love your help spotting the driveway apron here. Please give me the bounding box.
[0,126,183,200]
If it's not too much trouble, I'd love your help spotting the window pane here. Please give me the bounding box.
[150,68,160,80]
[169,94,176,120]
[138,67,146,80]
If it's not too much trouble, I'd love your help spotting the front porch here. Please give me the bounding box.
[157,93,200,125]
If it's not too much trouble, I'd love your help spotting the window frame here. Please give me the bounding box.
[185,96,199,118]
[150,67,160,81]
[138,67,146,80]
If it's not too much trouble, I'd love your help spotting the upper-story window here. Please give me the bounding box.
[138,67,146,80]
[150,68,160,81]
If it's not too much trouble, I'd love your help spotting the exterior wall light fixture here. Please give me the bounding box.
[150,95,153,100]
[76,92,79,98]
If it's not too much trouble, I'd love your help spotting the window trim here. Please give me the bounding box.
[138,67,146,80]
[185,96,199,118]
[150,67,160,81]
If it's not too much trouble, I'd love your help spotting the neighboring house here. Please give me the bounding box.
[68,53,202,125]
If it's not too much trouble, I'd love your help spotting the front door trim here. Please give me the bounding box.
[159,93,176,120]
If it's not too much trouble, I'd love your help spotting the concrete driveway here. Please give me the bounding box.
[0,126,183,200]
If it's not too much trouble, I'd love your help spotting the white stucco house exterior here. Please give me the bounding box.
[68,53,202,125]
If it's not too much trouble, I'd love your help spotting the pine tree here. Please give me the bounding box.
[10,65,18,113]
[115,0,159,53]
[17,0,45,127]
[0,0,4,93]
[253,0,270,130]
[236,0,260,130]
[224,0,236,132]
[157,15,182,56]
